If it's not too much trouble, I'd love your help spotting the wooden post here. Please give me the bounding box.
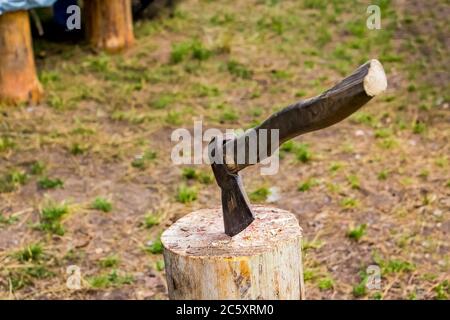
[162,206,304,300]
[84,0,135,53]
[0,10,43,105]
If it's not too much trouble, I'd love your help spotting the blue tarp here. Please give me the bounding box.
[0,0,58,15]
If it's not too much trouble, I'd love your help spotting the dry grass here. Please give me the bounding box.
[0,0,448,299]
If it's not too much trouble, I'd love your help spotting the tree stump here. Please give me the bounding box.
[162,206,304,300]
[0,10,43,105]
[84,0,135,52]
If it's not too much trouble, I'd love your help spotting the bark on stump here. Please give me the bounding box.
[84,0,135,52]
[162,206,304,300]
[0,10,43,105]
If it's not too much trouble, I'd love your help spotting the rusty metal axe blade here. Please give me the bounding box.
[211,161,254,237]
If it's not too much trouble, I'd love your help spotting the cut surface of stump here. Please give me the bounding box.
[84,0,135,52]
[162,206,304,300]
[0,10,43,105]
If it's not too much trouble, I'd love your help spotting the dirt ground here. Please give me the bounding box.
[0,0,448,300]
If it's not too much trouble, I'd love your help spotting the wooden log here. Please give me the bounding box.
[0,10,43,105]
[162,206,304,300]
[84,0,135,53]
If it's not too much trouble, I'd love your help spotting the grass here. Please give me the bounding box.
[181,168,212,184]
[37,177,64,190]
[181,167,197,180]
[329,162,344,173]
[340,197,359,209]
[176,185,197,203]
[433,280,449,300]
[378,170,389,180]
[353,272,368,298]
[249,187,270,202]
[170,40,211,64]
[146,237,164,254]
[295,143,312,163]
[0,212,18,226]
[0,169,28,193]
[346,174,360,189]
[30,161,46,175]
[298,178,318,192]
[318,277,334,291]
[88,270,134,289]
[70,142,89,155]
[347,224,367,241]
[150,95,174,109]
[144,212,160,228]
[99,255,120,268]
[0,0,446,300]
[131,150,157,169]
[8,265,55,291]
[0,136,15,152]
[412,122,427,134]
[91,197,112,213]
[37,201,69,235]
[155,260,165,272]
[226,60,252,79]
[16,243,43,262]
[382,259,415,274]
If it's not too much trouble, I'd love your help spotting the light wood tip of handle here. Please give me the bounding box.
[364,59,388,97]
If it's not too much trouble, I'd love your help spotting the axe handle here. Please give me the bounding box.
[224,59,387,173]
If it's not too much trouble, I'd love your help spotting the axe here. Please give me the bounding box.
[209,59,387,237]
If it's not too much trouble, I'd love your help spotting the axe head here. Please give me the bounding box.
[209,138,255,237]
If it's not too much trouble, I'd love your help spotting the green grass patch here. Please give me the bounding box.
[176,185,197,203]
[88,270,134,289]
[30,161,46,175]
[347,224,367,241]
[99,255,120,268]
[0,212,18,226]
[37,201,69,235]
[226,60,253,79]
[0,136,15,152]
[146,237,164,254]
[340,197,359,209]
[170,40,212,64]
[150,95,174,109]
[155,260,165,272]
[346,174,360,189]
[295,143,312,163]
[433,280,449,300]
[298,178,318,192]
[144,212,160,229]
[16,243,43,262]
[131,150,157,169]
[378,170,389,181]
[249,187,270,202]
[0,169,28,193]
[37,177,64,190]
[318,277,334,291]
[91,197,112,213]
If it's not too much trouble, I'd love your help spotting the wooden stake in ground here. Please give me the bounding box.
[162,206,304,300]
[84,0,135,52]
[0,10,43,105]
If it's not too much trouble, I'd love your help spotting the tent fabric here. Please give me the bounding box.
[0,0,58,15]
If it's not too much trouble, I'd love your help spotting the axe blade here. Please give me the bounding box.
[210,140,255,236]
[220,172,255,237]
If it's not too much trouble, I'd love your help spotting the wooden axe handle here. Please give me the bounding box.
[224,59,387,173]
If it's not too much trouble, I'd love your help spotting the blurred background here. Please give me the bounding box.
[0,0,448,299]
